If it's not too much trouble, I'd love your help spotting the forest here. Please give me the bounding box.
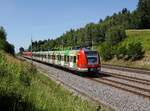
[29,0,150,51]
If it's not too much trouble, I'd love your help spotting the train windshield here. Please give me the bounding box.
[85,51,98,64]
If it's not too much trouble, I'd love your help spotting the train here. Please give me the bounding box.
[23,48,101,72]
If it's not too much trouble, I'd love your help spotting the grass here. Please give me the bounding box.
[101,29,150,70]
[125,30,150,51]
[0,52,107,111]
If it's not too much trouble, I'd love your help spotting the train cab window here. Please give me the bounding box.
[73,56,76,63]
[85,51,98,64]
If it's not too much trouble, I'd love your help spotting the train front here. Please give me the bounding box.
[77,48,101,72]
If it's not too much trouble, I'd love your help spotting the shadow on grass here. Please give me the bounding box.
[0,92,44,111]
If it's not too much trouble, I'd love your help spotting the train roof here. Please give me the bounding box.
[33,50,79,56]
[32,48,97,56]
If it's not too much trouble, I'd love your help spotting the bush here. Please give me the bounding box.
[105,26,126,46]
[115,45,127,59]
[126,41,145,61]
[100,43,114,61]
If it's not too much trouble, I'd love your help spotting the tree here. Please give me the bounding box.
[122,8,128,14]
[137,0,150,29]
[19,47,24,54]
[105,26,126,46]
[100,43,114,61]
[0,26,7,41]
[5,42,15,55]
[0,26,15,55]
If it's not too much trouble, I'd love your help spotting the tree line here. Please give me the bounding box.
[29,0,150,52]
[25,0,149,61]
[0,27,15,55]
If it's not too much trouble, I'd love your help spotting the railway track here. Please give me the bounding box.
[100,71,150,85]
[22,57,150,99]
[103,64,150,76]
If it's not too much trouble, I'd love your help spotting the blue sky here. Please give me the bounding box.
[0,0,138,52]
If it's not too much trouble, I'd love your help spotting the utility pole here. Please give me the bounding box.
[31,37,33,53]
[31,37,33,64]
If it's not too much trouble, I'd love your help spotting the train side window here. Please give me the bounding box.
[64,55,66,62]
[54,55,56,60]
[67,56,69,62]
[48,55,50,59]
[61,56,64,61]
[59,55,61,60]
[56,55,58,60]
[69,56,73,62]
[59,55,61,61]
[73,56,76,63]
[52,55,54,60]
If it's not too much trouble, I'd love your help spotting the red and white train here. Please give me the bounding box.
[23,48,101,72]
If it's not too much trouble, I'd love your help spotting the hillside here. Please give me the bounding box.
[103,29,150,70]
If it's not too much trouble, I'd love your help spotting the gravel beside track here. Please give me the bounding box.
[23,58,150,111]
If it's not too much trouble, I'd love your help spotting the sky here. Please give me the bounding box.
[0,0,138,52]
